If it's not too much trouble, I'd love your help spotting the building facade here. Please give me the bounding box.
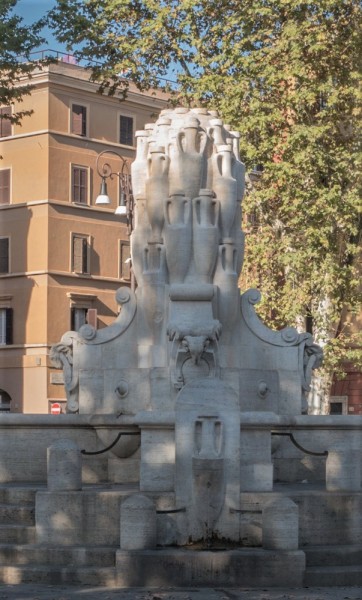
[0,60,167,413]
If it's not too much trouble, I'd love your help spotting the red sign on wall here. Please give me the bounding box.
[50,402,61,415]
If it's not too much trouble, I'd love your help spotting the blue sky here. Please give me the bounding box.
[15,0,68,54]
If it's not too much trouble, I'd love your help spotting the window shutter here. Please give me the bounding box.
[81,237,88,273]
[72,235,88,273]
[5,308,13,344]
[72,167,79,202]
[72,105,86,136]
[73,236,83,272]
[0,238,9,273]
[79,168,87,204]
[86,308,97,328]
[120,116,133,146]
[0,170,10,205]
[71,166,88,204]
[0,107,12,137]
[0,309,5,344]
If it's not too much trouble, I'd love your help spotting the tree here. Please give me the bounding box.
[0,0,46,126]
[48,0,362,403]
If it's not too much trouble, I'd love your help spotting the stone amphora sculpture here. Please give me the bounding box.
[146,146,170,243]
[193,189,220,283]
[164,193,192,283]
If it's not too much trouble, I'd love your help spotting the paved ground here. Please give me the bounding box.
[0,586,360,600]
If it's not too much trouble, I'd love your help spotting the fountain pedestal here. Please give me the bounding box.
[48,107,327,587]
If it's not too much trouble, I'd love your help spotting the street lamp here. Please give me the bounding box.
[95,149,135,290]
[95,149,134,234]
[248,164,264,186]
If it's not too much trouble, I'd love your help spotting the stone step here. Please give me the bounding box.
[0,487,39,506]
[0,525,36,544]
[305,544,362,567]
[0,544,116,567]
[305,565,362,587]
[0,504,35,525]
[0,565,119,586]
[115,548,305,587]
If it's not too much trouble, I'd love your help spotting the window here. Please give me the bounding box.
[0,169,10,205]
[330,402,342,415]
[0,238,9,274]
[0,308,12,345]
[330,396,348,415]
[119,241,131,280]
[120,115,133,146]
[0,107,12,138]
[71,307,87,331]
[0,390,11,412]
[71,104,87,136]
[67,292,97,331]
[72,234,89,274]
[71,166,88,204]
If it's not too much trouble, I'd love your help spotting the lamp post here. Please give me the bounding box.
[95,149,135,289]
[95,149,134,235]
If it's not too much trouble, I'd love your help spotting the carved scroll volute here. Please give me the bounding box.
[50,341,79,413]
[146,146,170,243]
[164,193,192,283]
[131,130,150,200]
[212,145,237,243]
[193,189,220,283]
[168,116,207,200]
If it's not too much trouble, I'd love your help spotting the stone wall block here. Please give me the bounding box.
[120,494,156,550]
[47,438,82,491]
[240,462,273,492]
[140,428,175,492]
[262,497,299,550]
[36,491,83,545]
[326,447,361,491]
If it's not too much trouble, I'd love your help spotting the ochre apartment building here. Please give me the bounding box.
[0,59,167,413]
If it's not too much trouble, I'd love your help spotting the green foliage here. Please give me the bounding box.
[48,0,362,378]
[0,0,46,124]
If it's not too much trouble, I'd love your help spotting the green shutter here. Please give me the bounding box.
[0,170,10,205]
[120,116,133,146]
[5,308,13,345]
[0,107,12,137]
[0,238,9,273]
